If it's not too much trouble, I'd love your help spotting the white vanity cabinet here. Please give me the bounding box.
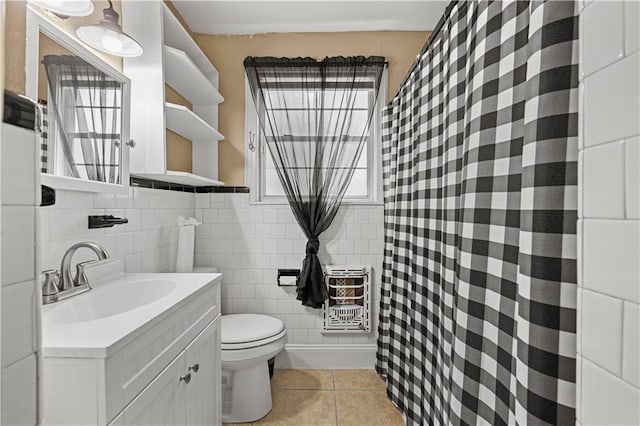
[111,317,221,426]
[42,273,222,426]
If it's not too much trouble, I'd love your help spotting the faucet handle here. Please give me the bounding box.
[42,270,60,299]
[74,261,96,288]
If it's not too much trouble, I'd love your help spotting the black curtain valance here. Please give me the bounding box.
[244,56,386,68]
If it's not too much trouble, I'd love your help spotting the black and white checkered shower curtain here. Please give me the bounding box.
[376,1,578,424]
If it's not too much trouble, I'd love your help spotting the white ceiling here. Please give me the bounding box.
[173,1,449,35]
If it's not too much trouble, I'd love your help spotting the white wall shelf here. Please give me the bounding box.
[132,171,224,187]
[165,102,224,142]
[164,45,223,105]
[161,5,218,83]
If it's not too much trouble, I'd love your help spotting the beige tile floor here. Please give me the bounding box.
[224,369,404,426]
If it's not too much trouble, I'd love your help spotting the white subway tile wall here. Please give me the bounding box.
[622,302,640,387]
[625,136,640,219]
[0,353,38,426]
[0,123,39,425]
[581,290,623,374]
[582,141,625,218]
[624,0,640,55]
[583,54,640,148]
[195,193,384,345]
[578,1,640,424]
[582,358,640,425]
[40,188,196,274]
[580,0,624,77]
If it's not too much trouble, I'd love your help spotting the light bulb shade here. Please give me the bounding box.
[28,0,94,17]
[76,25,143,57]
[75,0,143,58]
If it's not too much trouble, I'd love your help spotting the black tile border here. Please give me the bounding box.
[130,177,250,194]
[212,186,250,193]
[39,178,249,208]
[130,176,196,193]
[195,186,216,193]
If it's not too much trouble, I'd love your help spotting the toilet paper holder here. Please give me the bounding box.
[277,269,299,286]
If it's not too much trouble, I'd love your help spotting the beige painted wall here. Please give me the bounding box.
[165,84,193,172]
[4,0,123,95]
[194,31,429,186]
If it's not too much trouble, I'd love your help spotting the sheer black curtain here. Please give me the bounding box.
[245,56,385,308]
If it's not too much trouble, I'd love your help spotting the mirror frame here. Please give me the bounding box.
[25,6,132,194]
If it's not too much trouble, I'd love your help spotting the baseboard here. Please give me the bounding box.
[275,344,377,369]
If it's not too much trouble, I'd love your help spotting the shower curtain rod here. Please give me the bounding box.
[392,0,458,101]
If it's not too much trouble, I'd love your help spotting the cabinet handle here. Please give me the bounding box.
[179,373,191,384]
[126,139,136,148]
[188,363,199,373]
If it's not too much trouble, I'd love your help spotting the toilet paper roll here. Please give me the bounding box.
[176,225,195,273]
[280,276,297,286]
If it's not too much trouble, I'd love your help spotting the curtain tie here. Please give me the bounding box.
[305,237,319,255]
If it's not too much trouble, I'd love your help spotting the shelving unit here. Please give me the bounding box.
[165,103,223,142]
[122,2,225,186]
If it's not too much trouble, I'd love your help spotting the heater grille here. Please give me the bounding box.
[323,266,369,332]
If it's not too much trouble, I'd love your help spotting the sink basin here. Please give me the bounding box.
[48,279,177,323]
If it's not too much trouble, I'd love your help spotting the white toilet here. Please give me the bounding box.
[221,314,287,423]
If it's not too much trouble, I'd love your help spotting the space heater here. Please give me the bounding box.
[323,265,370,333]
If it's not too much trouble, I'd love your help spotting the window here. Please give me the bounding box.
[245,71,387,204]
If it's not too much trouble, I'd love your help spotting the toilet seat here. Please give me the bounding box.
[221,314,285,350]
[222,328,287,350]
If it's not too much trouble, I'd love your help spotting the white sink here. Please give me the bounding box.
[41,259,222,358]
[47,279,177,323]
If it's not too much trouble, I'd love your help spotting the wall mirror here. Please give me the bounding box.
[26,7,131,193]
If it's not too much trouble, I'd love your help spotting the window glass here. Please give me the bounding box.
[254,75,383,203]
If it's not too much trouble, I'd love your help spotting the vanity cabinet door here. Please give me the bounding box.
[185,315,221,426]
[121,352,187,426]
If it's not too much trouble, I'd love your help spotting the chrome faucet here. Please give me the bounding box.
[59,242,109,291]
[42,242,109,305]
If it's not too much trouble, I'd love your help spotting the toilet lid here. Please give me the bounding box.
[221,314,285,344]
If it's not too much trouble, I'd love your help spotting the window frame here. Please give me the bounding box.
[244,69,387,206]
